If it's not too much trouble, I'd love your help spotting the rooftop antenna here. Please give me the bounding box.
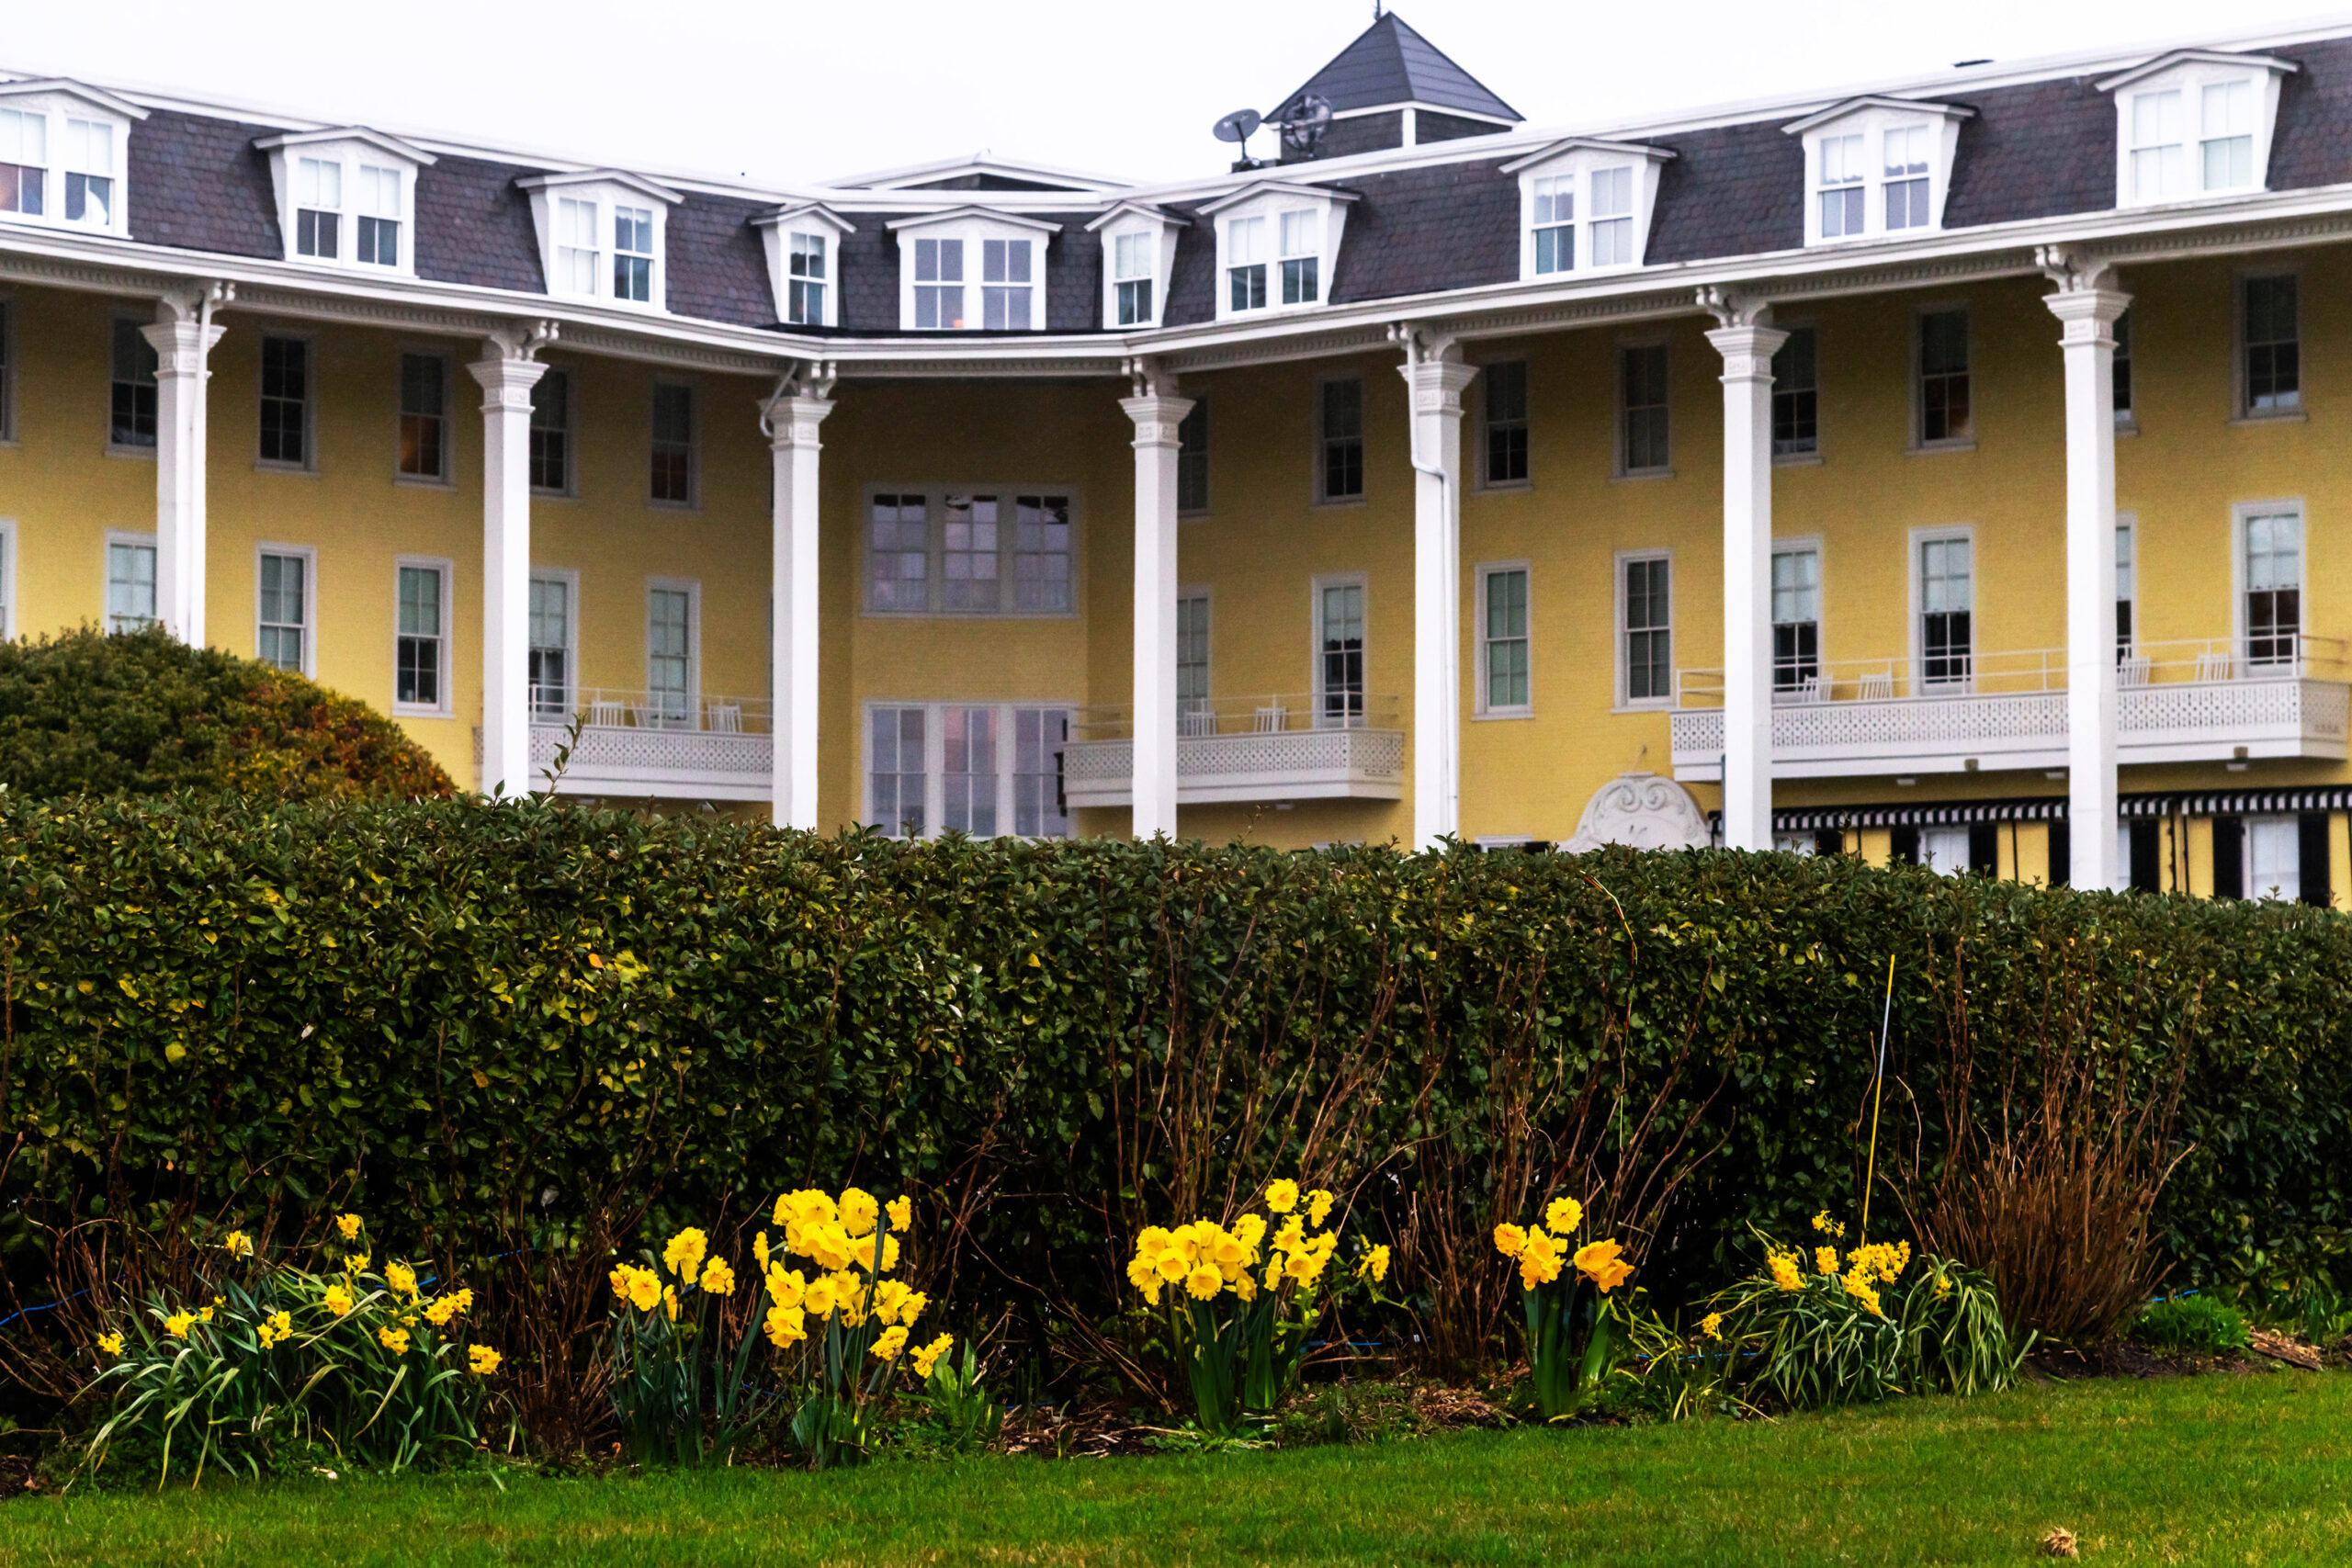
[1213,107,1264,169]
[1280,93,1332,159]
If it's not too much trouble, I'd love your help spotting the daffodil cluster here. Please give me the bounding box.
[1492,1197,1633,1295]
[748,1188,943,1374]
[1494,1193,1634,1420]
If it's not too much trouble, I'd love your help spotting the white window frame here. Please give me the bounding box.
[518,170,681,311]
[1504,139,1674,279]
[1770,536,1825,696]
[1616,337,1672,478]
[886,208,1061,333]
[0,518,16,638]
[753,203,854,329]
[1176,585,1213,733]
[255,129,433,276]
[391,554,454,718]
[1311,572,1369,730]
[2236,266,2302,422]
[859,699,1079,841]
[2115,513,2137,660]
[527,567,580,722]
[1088,204,1184,330]
[528,367,576,498]
[860,483,1081,619]
[1614,548,1674,710]
[1908,525,1976,694]
[2232,498,2306,671]
[1474,560,1532,719]
[1785,98,1972,247]
[1315,373,1367,504]
[0,82,145,241]
[2097,50,2296,209]
[1202,181,1357,324]
[2245,814,2302,902]
[255,329,317,473]
[649,380,698,509]
[1913,301,1974,451]
[644,576,701,728]
[394,347,454,487]
[103,528,158,634]
[254,542,317,676]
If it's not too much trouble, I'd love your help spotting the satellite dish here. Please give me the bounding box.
[1212,107,1262,145]
[1281,93,1332,156]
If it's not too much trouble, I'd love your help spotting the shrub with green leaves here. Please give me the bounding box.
[0,626,452,800]
[2132,1294,2252,1356]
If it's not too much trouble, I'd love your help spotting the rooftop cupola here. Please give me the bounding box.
[1261,10,1521,164]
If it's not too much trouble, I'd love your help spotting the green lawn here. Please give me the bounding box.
[6,1371,2349,1566]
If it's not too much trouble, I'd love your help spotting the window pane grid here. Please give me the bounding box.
[869,494,930,611]
[1320,378,1364,501]
[647,588,692,725]
[1177,400,1209,513]
[110,318,157,449]
[1771,328,1817,457]
[256,552,307,671]
[1623,558,1669,702]
[1920,536,1973,685]
[1621,344,1668,472]
[1013,494,1071,612]
[1918,309,1972,443]
[395,564,443,707]
[107,541,156,633]
[1771,547,1820,691]
[1012,707,1070,839]
[943,706,998,836]
[2245,275,2300,413]
[259,336,308,466]
[529,371,570,491]
[1483,360,1529,484]
[528,576,571,718]
[2245,512,2302,666]
[1482,569,1529,711]
[1319,582,1366,727]
[398,352,447,479]
[1176,593,1210,718]
[869,707,927,840]
[650,384,694,502]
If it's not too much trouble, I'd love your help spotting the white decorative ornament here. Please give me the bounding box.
[1566,772,1711,853]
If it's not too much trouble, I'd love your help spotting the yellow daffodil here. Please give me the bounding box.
[910,1332,954,1379]
[1768,1250,1804,1292]
[335,1213,363,1241]
[424,1296,459,1327]
[163,1311,195,1339]
[1815,1246,1839,1277]
[96,1331,125,1357]
[1519,1228,1566,1290]
[766,1265,807,1310]
[840,1188,880,1237]
[1233,1213,1268,1256]
[1264,1179,1300,1214]
[1701,1311,1724,1340]
[662,1228,708,1280]
[323,1281,356,1317]
[1811,1211,1846,1239]
[1185,1263,1223,1300]
[1357,1244,1391,1283]
[223,1229,254,1259]
[663,1286,680,1322]
[378,1325,411,1354]
[344,1251,370,1276]
[802,1276,838,1317]
[764,1303,808,1348]
[468,1344,502,1375]
[753,1231,772,1269]
[386,1262,419,1299]
[1574,1238,1633,1293]
[1306,1189,1336,1228]
[886,1195,912,1232]
[699,1258,736,1297]
[1545,1197,1583,1235]
[869,1325,910,1360]
[1842,1270,1884,1316]
[1493,1223,1528,1258]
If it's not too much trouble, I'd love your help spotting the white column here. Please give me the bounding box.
[768,375,834,830]
[143,290,227,644]
[467,329,551,799]
[1397,334,1477,851]
[2042,254,2131,890]
[1121,382,1194,840]
[1703,310,1789,852]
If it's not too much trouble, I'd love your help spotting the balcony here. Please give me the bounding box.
[1669,639,2351,781]
[522,688,774,801]
[1062,694,1406,808]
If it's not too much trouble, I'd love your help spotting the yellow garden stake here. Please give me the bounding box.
[1860,953,1896,1246]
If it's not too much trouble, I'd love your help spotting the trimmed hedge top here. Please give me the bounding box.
[0,627,453,801]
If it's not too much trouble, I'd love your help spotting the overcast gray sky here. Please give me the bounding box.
[10,1,2348,188]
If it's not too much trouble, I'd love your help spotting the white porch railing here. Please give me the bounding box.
[1063,693,1405,807]
[1670,637,2351,780]
[499,687,775,800]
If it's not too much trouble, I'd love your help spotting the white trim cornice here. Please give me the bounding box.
[0,77,147,119]
[515,168,686,207]
[752,201,857,235]
[1084,200,1190,233]
[1197,179,1363,217]
[884,207,1064,235]
[1781,96,1976,136]
[1500,138,1676,175]
[2095,47,2299,93]
[253,126,437,165]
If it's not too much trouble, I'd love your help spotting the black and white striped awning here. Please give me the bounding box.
[1770,786,2352,832]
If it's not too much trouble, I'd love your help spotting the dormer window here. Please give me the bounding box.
[0,108,44,217]
[1506,140,1672,280]
[1279,209,1320,304]
[63,118,112,227]
[259,128,433,276]
[888,209,1060,333]
[518,170,681,310]
[296,157,340,257]
[1113,232,1152,323]
[1589,168,1634,265]
[1087,204,1183,330]
[614,206,654,301]
[2099,50,2295,208]
[981,238,1033,329]
[1201,181,1355,323]
[0,82,145,238]
[754,203,854,330]
[1531,176,1572,272]
[915,239,964,328]
[1785,98,1971,246]
[788,232,827,322]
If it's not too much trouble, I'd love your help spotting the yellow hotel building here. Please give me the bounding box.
[2,16,2350,898]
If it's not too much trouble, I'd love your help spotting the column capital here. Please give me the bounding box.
[764,392,836,452]
[1704,321,1790,383]
[140,316,226,377]
[467,350,550,412]
[2043,285,2132,349]
[1120,392,1194,449]
[1390,322,1478,418]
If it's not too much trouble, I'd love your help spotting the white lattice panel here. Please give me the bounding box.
[530,725,774,801]
[1063,728,1407,807]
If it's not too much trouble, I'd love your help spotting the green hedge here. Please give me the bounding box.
[0,794,2345,1359]
[0,627,454,800]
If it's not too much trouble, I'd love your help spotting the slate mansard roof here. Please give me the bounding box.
[33,22,2352,344]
